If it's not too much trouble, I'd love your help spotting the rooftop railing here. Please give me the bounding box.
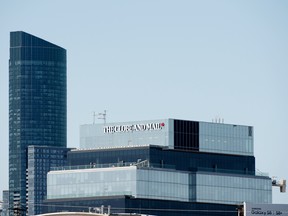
[50,161,269,177]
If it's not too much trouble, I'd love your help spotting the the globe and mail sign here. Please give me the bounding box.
[103,122,165,134]
[80,119,173,149]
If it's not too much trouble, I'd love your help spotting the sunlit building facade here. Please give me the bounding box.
[44,119,272,216]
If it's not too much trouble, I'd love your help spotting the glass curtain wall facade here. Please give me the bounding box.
[9,31,66,215]
[67,145,255,175]
[190,173,272,204]
[199,122,253,155]
[27,146,71,215]
[47,166,271,205]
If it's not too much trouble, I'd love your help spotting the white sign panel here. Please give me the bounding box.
[245,203,288,216]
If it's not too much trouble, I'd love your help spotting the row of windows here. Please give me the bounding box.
[10,48,66,62]
[196,174,271,190]
[28,148,68,153]
[67,146,255,175]
[12,60,66,67]
[195,186,271,204]
[199,122,253,138]
[199,135,253,155]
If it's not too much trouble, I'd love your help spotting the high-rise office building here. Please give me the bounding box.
[43,119,272,216]
[2,190,9,216]
[9,31,67,215]
[27,146,72,215]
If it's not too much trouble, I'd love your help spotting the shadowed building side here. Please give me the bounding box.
[9,31,67,216]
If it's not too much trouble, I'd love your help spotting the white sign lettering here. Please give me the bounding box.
[103,122,165,134]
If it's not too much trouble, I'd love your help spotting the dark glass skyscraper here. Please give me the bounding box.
[9,31,66,215]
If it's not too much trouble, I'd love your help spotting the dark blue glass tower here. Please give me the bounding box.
[9,31,67,215]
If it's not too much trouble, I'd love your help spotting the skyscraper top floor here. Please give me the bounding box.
[80,118,253,156]
[10,31,66,62]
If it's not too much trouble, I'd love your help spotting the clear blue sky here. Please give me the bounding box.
[0,1,287,203]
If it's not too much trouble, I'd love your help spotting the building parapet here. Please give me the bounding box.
[51,160,268,177]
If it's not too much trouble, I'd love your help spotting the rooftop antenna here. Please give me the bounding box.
[98,110,107,125]
[93,112,97,124]
[212,116,224,124]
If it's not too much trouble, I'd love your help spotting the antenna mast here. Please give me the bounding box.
[93,112,97,124]
[98,110,107,124]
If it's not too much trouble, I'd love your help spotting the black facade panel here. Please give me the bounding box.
[174,119,199,151]
[43,196,238,216]
[68,147,150,166]
[42,196,127,214]
[149,147,255,175]
[125,198,238,216]
[67,146,255,175]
